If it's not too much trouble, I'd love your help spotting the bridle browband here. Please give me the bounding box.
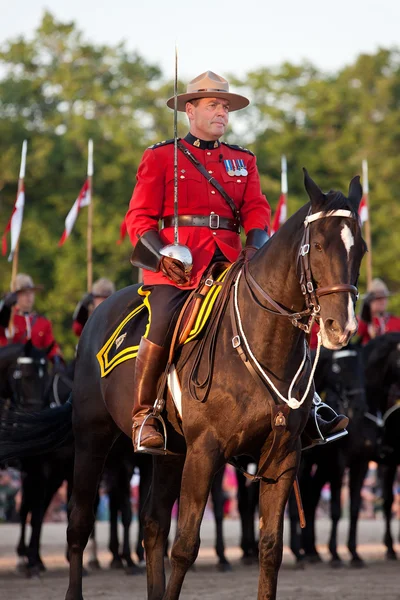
[243,208,359,333]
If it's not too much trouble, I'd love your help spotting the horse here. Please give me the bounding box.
[0,171,365,599]
[292,344,378,567]
[363,332,400,559]
[0,341,74,576]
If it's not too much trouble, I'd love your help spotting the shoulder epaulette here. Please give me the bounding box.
[148,139,175,150]
[221,142,254,156]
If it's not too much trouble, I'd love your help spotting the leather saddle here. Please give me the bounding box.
[176,261,230,347]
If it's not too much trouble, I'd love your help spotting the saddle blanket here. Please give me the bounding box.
[96,269,229,378]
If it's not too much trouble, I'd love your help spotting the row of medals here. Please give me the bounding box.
[224,159,248,177]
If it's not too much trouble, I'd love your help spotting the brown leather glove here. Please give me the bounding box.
[160,256,191,286]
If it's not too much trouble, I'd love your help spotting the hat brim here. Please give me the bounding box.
[166,91,249,112]
[15,285,44,293]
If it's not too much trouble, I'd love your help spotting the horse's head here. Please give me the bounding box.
[303,170,366,350]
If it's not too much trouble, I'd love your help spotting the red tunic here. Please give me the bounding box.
[125,137,271,288]
[357,314,400,346]
[0,311,62,360]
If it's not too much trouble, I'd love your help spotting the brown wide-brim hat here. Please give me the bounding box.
[12,273,44,293]
[166,70,250,112]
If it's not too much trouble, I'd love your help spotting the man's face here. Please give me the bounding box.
[92,296,106,310]
[186,97,230,141]
[17,290,35,313]
[370,296,388,317]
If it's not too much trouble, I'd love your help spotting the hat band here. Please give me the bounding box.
[191,87,228,93]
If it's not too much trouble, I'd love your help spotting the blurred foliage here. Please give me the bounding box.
[1,13,400,357]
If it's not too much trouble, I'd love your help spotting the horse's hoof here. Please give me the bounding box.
[330,557,344,569]
[27,565,41,579]
[124,563,143,576]
[293,555,306,570]
[305,553,323,565]
[109,557,124,570]
[82,566,89,577]
[350,556,366,569]
[38,560,47,573]
[241,554,258,566]
[88,558,101,570]
[386,549,397,561]
[217,560,232,572]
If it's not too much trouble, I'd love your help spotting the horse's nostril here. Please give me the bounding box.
[325,319,342,335]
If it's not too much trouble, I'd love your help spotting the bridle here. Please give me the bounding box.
[230,208,360,410]
[243,209,359,334]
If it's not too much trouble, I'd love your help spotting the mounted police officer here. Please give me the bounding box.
[0,273,63,364]
[126,70,348,452]
[72,278,116,337]
[357,278,400,345]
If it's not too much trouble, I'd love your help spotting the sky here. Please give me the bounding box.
[0,0,399,82]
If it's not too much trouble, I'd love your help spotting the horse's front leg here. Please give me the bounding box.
[257,447,298,600]
[163,441,223,600]
[143,454,185,600]
[347,459,369,567]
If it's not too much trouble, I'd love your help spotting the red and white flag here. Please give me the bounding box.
[58,179,91,246]
[271,155,288,235]
[359,160,369,227]
[116,218,127,245]
[271,193,287,234]
[2,185,25,261]
[358,195,368,225]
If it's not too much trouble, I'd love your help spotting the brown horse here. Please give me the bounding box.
[0,171,365,599]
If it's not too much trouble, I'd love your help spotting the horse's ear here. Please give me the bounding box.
[348,175,363,210]
[303,168,325,208]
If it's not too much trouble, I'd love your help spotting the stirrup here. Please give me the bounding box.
[302,395,348,451]
[135,409,168,455]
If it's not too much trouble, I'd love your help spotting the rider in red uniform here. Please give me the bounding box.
[126,70,347,451]
[72,278,116,337]
[0,274,62,362]
[356,278,400,345]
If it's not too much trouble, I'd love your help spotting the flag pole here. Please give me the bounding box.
[362,160,372,288]
[281,154,287,202]
[87,139,94,293]
[10,140,27,291]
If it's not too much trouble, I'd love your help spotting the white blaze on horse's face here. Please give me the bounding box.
[319,222,358,350]
[341,223,354,257]
[341,223,358,341]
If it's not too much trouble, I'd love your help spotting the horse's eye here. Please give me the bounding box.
[314,242,323,252]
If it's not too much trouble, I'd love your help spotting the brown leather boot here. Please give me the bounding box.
[132,337,168,452]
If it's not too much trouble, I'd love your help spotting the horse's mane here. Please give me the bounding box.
[324,190,358,215]
[317,191,360,233]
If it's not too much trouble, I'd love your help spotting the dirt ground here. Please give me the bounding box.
[0,518,399,599]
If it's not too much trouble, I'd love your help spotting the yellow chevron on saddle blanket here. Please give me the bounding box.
[96,268,230,377]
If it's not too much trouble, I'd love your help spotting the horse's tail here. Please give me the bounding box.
[0,395,73,462]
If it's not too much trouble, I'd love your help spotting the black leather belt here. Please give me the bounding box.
[161,214,241,233]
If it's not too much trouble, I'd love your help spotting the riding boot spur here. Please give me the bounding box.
[302,393,349,448]
[131,336,168,451]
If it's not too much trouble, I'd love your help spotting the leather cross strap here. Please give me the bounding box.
[177,141,240,222]
[161,214,240,233]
